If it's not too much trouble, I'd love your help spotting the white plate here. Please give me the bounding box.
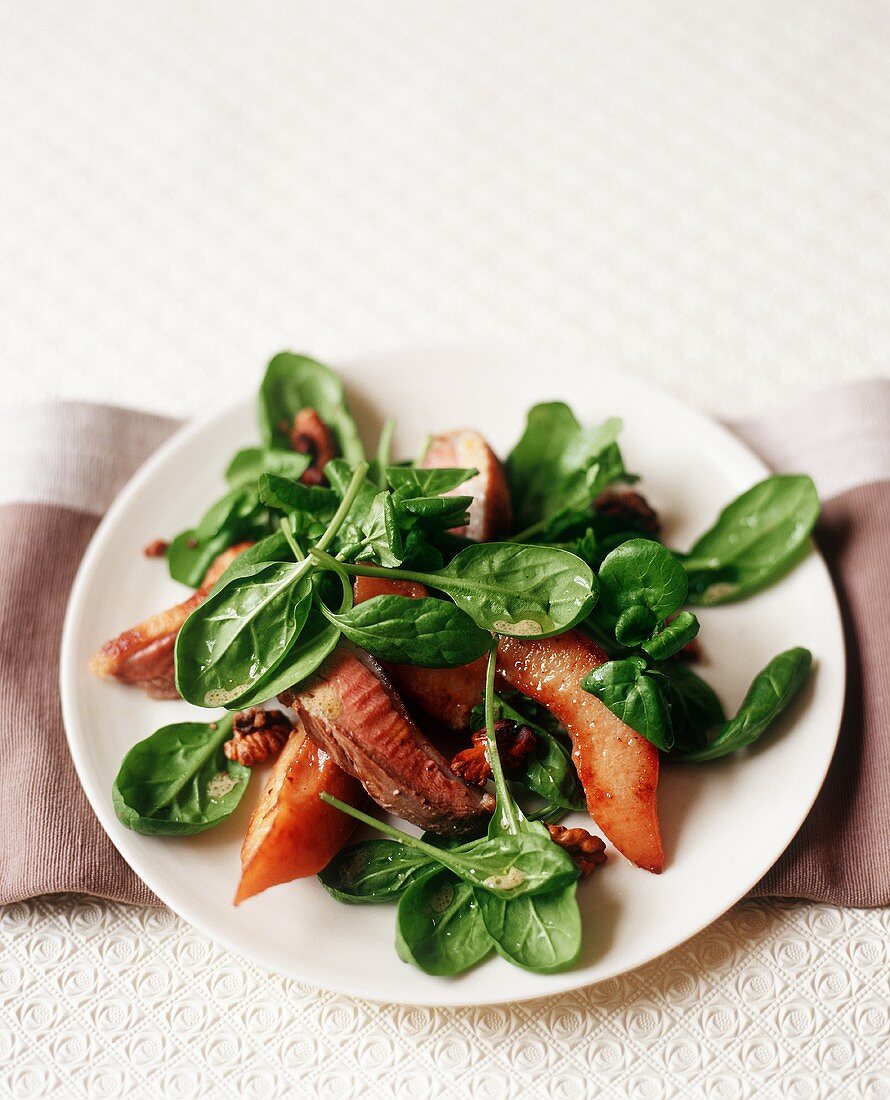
[60,346,845,1006]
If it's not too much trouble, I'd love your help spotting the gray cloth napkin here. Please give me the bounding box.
[1,385,888,909]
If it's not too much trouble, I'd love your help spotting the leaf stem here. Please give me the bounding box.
[483,642,521,834]
[508,513,564,545]
[278,516,305,561]
[310,548,435,588]
[319,794,477,881]
[316,461,370,553]
[376,419,396,472]
[526,803,568,824]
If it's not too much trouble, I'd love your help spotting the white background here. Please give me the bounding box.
[1,1,888,1097]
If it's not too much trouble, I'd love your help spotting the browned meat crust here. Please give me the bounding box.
[281,644,494,836]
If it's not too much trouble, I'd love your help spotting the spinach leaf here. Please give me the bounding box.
[366,419,396,488]
[319,839,435,903]
[112,715,250,836]
[225,448,267,488]
[221,603,340,708]
[506,403,626,533]
[474,883,582,974]
[659,663,725,752]
[193,486,259,543]
[258,352,365,463]
[676,648,812,761]
[598,538,688,621]
[478,643,562,841]
[385,467,477,497]
[641,611,700,661]
[495,695,585,811]
[582,656,674,751]
[325,595,492,667]
[437,542,596,639]
[396,870,493,975]
[206,530,291,587]
[680,475,819,605]
[472,646,583,974]
[176,562,315,707]
[325,543,597,639]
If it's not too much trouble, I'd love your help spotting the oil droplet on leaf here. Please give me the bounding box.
[492,619,542,636]
[207,771,237,799]
[483,868,526,891]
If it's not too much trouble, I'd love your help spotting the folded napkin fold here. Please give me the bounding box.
[1,385,888,909]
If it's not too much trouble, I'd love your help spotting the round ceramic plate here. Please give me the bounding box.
[60,347,845,1006]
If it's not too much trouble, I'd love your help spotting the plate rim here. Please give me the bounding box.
[59,347,846,1006]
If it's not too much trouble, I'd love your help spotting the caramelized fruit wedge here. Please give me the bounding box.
[498,631,664,873]
[281,644,493,836]
[235,724,365,903]
[89,542,252,698]
[421,429,511,542]
[352,575,486,731]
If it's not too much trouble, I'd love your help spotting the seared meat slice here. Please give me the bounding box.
[89,542,252,698]
[420,429,511,542]
[352,575,485,730]
[280,645,494,836]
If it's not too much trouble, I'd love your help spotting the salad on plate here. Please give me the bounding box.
[90,353,819,976]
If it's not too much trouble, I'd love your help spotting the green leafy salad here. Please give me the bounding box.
[97,352,819,977]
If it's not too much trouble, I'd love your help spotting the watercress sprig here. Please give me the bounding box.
[583,657,674,751]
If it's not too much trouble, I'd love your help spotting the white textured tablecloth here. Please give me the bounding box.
[2,2,889,1097]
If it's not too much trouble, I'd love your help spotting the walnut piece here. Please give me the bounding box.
[594,488,661,538]
[223,709,293,767]
[290,407,338,485]
[450,720,538,787]
[547,824,607,878]
[143,538,169,558]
